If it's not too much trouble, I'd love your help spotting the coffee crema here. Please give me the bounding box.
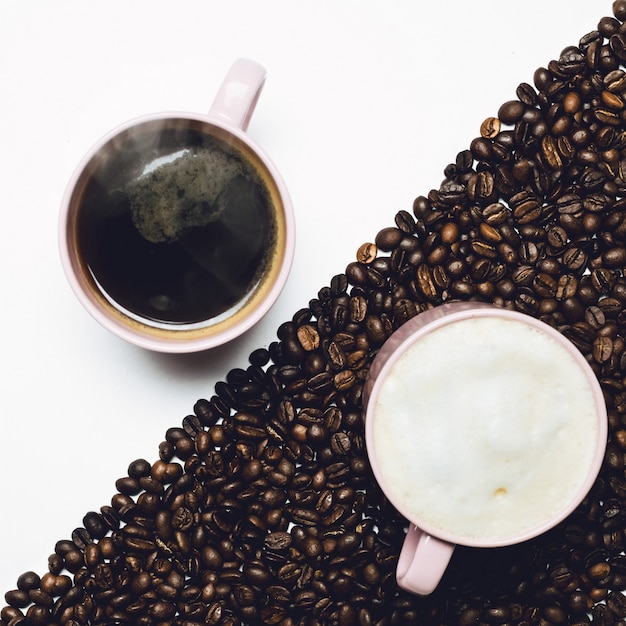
[370,315,601,545]
[74,119,278,328]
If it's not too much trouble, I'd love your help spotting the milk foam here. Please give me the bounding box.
[371,316,600,544]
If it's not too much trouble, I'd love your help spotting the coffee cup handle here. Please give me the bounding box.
[396,524,455,595]
[209,58,266,132]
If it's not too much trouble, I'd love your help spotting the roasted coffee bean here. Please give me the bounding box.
[562,245,588,272]
[533,272,558,297]
[437,180,466,205]
[518,240,540,265]
[512,266,535,287]
[354,243,377,266]
[264,532,292,553]
[499,100,526,124]
[515,81,537,106]
[334,369,356,391]
[470,170,496,201]
[349,295,368,323]
[604,246,626,267]
[592,268,618,294]
[604,591,626,619]
[480,116,501,138]
[512,193,543,223]
[556,274,578,300]
[541,134,564,169]
[289,507,321,526]
[115,476,141,496]
[557,192,583,215]
[330,432,351,456]
[5,590,29,608]
[594,336,614,362]
[127,458,151,479]
[374,227,403,251]
[394,210,415,233]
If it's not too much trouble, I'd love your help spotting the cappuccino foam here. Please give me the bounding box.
[370,315,601,545]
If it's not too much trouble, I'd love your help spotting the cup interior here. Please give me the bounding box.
[60,114,294,352]
[364,304,608,548]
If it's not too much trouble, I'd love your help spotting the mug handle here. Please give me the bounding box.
[396,524,456,595]
[209,58,266,132]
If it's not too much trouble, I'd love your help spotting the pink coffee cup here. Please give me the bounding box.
[363,302,607,595]
[59,58,295,353]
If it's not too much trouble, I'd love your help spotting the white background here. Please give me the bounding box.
[0,0,607,598]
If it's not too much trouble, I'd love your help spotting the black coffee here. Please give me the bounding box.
[76,120,277,326]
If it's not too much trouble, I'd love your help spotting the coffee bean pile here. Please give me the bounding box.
[7,2,626,625]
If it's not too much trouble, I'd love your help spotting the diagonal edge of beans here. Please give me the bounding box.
[7,2,626,625]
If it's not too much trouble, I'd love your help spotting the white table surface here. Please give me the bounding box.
[0,0,606,598]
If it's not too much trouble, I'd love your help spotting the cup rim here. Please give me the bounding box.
[59,111,295,353]
[363,302,608,548]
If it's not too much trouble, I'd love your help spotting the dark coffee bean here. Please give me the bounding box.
[115,476,141,496]
[556,274,578,300]
[363,314,387,347]
[348,295,367,323]
[518,240,540,265]
[241,561,270,587]
[607,590,626,617]
[610,32,626,62]
[546,225,568,249]
[124,535,156,552]
[330,273,348,297]
[557,192,583,214]
[483,605,511,624]
[346,262,370,289]
[5,590,29,609]
[214,381,237,410]
[592,268,617,293]
[533,272,558,298]
[374,227,403,251]
[126,459,151,479]
[472,238,498,259]
[82,511,109,539]
[16,572,40,593]
[394,210,415,234]
[499,100,526,124]
[247,347,270,368]
[603,246,626,267]
[562,245,588,271]
[516,81,537,106]
[512,194,543,223]
[470,135,493,161]
[330,432,351,456]
[289,507,321,526]
[512,266,535,286]
[264,532,292,554]
[438,181,466,205]
[192,398,217,427]
[470,171,495,201]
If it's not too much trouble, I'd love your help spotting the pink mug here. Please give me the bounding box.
[59,58,295,353]
[363,302,607,595]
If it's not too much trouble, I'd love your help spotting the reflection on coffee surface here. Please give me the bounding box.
[77,123,276,326]
[371,315,600,544]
